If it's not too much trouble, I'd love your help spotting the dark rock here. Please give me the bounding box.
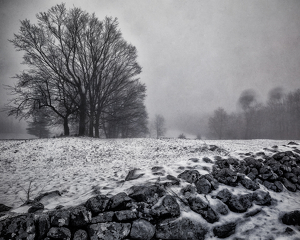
[0,203,12,212]
[28,202,44,213]
[73,229,88,240]
[288,142,299,145]
[1,215,36,240]
[130,219,155,240]
[213,222,236,238]
[282,210,300,226]
[125,169,145,181]
[152,166,164,172]
[156,217,208,240]
[36,213,50,240]
[282,178,297,192]
[263,181,277,192]
[50,209,70,227]
[69,206,91,227]
[243,208,262,218]
[240,178,260,191]
[252,190,272,206]
[107,192,132,210]
[201,206,219,223]
[162,195,180,217]
[189,158,199,162]
[284,227,295,235]
[88,222,131,240]
[180,184,197,198]
[200,174,219,190]
[273,152,285,161]
[115,210,137,221]
[227,194,252,213]
[214,200,229,215]
[188,197,219,223]
[152,195,180,218]
[274,181,284,192]
[216,188,233,203]
[195,178,212,194]
[247,172,257,181]
[244,157,263,169]
[91,211,115,224]
[85,195,110,214]
[203,157,213,163]
[177,170,200,183]
[213,168,239,186]
[292,167,300,176]
[47,227,71,240]
[129,185,165,205]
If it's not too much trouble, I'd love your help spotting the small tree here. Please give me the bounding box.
[26,111,51,138]
[209,108,228,139]
[178,133,186,139]
[154,114,166,138]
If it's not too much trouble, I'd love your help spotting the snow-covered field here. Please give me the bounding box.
[1,137,300,239]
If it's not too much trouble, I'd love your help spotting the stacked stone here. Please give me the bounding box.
[0,183,209,240]
[210,148,300,193]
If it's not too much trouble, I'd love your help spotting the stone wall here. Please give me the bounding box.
[1,144,300,239]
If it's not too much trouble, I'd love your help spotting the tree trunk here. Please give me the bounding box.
[63,117,70,136]
[95,113,100,138]
[89,110,94,137]
[78,95,87,136]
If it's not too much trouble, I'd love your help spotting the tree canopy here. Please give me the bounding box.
[6,3,147,137]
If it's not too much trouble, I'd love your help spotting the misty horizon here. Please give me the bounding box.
[0,0,300,139]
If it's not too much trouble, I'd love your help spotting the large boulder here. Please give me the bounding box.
[69,206,92,227]
[213,168,239,186]
[0,214,36,240]
[252,190,272,206]
[47,227,71,240]
[282,178,297,192]
[240,178,260,191]
[73,229,88,240]
[152,195,180,218]
[129,185,165,205]
[107,192,132,210]
[130,219,155,240]
[85,195,110,215]
[188,197,219,223]
[282,210,300,226]
[125,169,145,181]
[216,188,233,203]
[155,218,208,240]
[36,213,51,240]
[213,222,236,238]
[115,210,137,221]
[91,211,115,224]
[177,170,200,183]
[226,194,253,213]
[50,209,70,227]
[88,222,131,240]
[195,178,212,194]
[0,203,12,213]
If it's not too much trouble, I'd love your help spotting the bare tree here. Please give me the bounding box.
[7,4,142,137]
[153,114,166,138]
[208,108,228,139]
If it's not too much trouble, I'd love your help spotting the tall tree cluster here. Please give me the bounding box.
[208,88,300,140]
[6,4,148,138]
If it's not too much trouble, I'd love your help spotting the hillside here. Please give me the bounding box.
[1,137,300,239]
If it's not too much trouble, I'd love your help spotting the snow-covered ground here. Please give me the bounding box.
[0,137,300,239]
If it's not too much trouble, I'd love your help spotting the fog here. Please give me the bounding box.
[1,0,300,138]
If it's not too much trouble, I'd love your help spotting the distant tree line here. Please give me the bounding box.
[5,4,148,138]
[209,88,300,140]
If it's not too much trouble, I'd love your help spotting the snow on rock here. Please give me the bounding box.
[1,138,300,239]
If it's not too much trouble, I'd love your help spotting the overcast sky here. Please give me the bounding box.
[1,0,300,137]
